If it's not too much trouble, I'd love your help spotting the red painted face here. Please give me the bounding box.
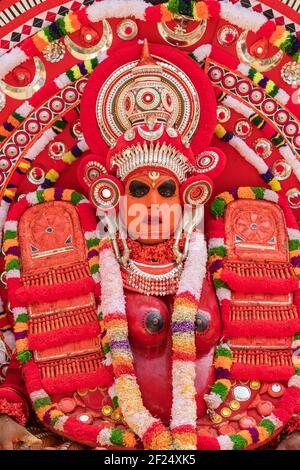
[121,169,182,245]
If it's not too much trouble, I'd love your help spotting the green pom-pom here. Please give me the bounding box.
[34,397,52,409]
[103,343,110,354]
[251,187,265,200]
[4,230,17,241]
[269,85,279,98]
[210,197,227,217]
[36,190,45,204]
[56,17,67,36]
[16,313,29,323]
[215,346,232,359]
[259,418,275,436]
[98,311,103,321]
[112,396,119,409]
[167,0,179,14]
[295,368,300,376]
[12,111,25,123]
[289,239,300,251]
[213,279,228,290]
[230,434,248,450]
[71,191,84,205]
[111,429,124,446]
[90,264,99,275]
[211,381,228,401]
[294,332,300,340]
[17,350,32,364]
[6,259,20,271]
[51,416,61,427]
[66,69,75,82]
[90,57,99,70]
[208,246,227,257]
[87,238,99,249]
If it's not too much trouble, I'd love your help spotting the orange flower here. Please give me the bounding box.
[194,1,209,21]
[160,4,174,23]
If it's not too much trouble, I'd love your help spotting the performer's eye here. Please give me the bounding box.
[158,180,176,198]
[129,180,150,198]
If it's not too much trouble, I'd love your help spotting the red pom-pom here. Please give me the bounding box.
[207,1,221,20]
[257,20,276,39]
[197,434,220,450]
[20,37,36,55]
[76,8,90,26]
[145,5,162,23]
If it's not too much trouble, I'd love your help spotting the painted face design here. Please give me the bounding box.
[122,169,182,244]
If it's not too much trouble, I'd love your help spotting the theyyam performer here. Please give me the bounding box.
[0,0,299,451]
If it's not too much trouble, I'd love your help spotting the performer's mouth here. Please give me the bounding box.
[142,214,163,225]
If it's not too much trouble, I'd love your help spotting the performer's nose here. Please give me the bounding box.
[146,188,160,207]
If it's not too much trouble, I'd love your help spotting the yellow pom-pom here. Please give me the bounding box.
[215,124,226,139]
[269,178,281,192]
[237,187,256,199]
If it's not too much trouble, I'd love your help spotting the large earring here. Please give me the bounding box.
[173,205,204,265]
[89,175,124,212]
[77,153,107,190]
[194,147,226,179]
[180,174,213,207]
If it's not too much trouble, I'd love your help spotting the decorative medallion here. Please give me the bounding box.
[252,138,273,159]
[0,79,84,190]
[43,40,66,63]
[157,15,206,48]
[220,407,232,418]
[272,159,292,181]
[124,128,136,141]
[195,150,219,173]
[166,127,178,138]
[217,25,238,47]
[90,177,121,210]
[232,385,251,402]
[217,105,231,123]
[281,61,300,87]
[80,26,100,47]
[84,160,107,187]
[0,57,46,100]
[64,20,113,60]
[117,19,138,41]
[12,66,31,86]
[234,119,252,139]
[70,119,83,140]
[48,141,66,160]
[182,179,212,206]
[286,188,300,209]
[27,167,45,185]
[236,31,284,72]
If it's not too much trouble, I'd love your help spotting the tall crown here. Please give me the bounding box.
[123,40,176,127]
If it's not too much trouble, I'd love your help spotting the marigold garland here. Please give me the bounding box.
[204,343,233,411]
[0,0,299,83]
[198,336,300,450]
[99,231,207,450]
[215,91,300,183]
[203,188,300,449]
[214,124,281,192]
[3,188,135,448]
